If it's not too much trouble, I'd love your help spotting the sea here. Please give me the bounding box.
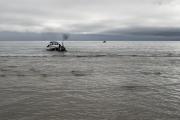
[0,41,180,120]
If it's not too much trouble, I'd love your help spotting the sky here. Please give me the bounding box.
[0,0,180,40]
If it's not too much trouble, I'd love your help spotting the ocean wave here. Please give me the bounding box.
[1,54,180,58]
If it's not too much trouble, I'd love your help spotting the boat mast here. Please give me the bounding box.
[62,34,69,46]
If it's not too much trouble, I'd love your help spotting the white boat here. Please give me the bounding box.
[46,34,69,52]
[46,41,66,52]
[46,41,59,51]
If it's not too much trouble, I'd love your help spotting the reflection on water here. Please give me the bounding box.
[0,41,180,120]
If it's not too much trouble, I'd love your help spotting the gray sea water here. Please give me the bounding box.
[0,41,180,120]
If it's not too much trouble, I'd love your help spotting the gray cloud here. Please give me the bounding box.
[154,0,175,5]
[0,0,180,40]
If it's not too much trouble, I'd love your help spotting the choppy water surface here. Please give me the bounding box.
[0,41,180,120]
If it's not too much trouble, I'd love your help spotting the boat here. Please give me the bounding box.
[46,34,69,52]
[46,41,67,52]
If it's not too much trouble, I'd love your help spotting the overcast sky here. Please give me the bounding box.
[0,0,180,35]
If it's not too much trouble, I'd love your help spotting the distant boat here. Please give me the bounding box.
[103,41,106,43]
[46,41,66,52]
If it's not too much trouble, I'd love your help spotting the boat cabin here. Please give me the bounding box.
[49,41,59,45]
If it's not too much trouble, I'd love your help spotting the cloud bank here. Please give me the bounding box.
[0,0,180,40]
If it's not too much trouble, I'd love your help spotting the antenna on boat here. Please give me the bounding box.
[62,33,69,46]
